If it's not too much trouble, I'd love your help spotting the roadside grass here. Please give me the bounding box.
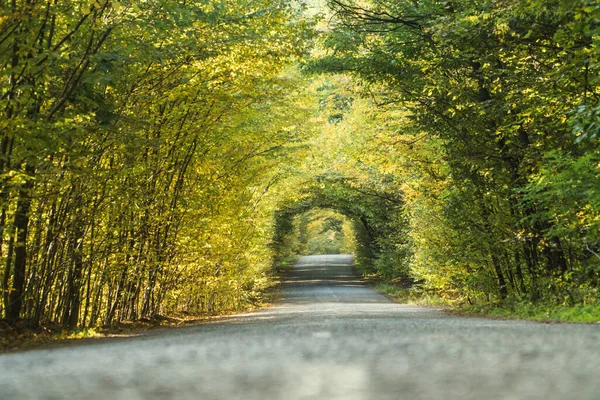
[1,294,279,354]
[374,281,600,323]
[375,282,448,307]
[0,312,242,353]
[0,315,195,353]
[466,301,600,323]
[2,270,289,354]
[0,321,107,353]
[1,268,293,354]
[274,255,301,273]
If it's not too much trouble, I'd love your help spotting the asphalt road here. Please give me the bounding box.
[1,254,600,399]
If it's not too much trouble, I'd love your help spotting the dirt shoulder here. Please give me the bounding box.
[0,314,222,354]
[1,280,284,354]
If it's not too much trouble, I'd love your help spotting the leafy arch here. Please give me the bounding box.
[272,174,410,280]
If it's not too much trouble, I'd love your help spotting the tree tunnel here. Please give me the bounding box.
[271,173,412,281]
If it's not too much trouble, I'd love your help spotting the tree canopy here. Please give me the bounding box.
[1,0,599,327]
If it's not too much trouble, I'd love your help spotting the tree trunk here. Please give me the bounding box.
[63,230,84,328]
[2,226,15,318]
[6,166,34,322]
[491,254,508,300]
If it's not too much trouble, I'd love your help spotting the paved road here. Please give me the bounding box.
[1,254,600,399]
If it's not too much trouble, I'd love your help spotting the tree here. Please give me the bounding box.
[0,0,316,325]
[305,0,600,304]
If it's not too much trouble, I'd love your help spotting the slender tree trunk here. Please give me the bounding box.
[513,249,527,295]
[6,166,34,322]
[89,256,108,326]
[0,136,15,317]
[34,201,58,324]
[491,254,508,300]
[543,237,568,276]
[63,225,84,328]
[2,227,15,317]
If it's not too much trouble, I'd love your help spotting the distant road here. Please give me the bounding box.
[1,254,599,399]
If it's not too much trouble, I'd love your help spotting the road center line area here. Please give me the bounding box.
[1,254,599,400]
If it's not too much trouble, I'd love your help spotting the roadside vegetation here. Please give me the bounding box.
[1,0,599,347]
[276,0,600,322]
[0,0,316,331]
[375,282,600,323]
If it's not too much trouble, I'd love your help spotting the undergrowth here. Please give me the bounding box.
[467,302,600,323]
[375,282,447,307]
[375,283,600,323]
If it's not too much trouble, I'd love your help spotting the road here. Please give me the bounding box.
[1,254,599,399]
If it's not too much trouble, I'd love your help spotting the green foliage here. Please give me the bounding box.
[375,283,447,307]
[302,211,354,255]
[472,301,600,323]
[301,0,600,319]
[0,0,317,326]
[270,78,412,281]
[2,0,599,329]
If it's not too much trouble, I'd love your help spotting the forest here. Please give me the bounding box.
[1,0,599,329]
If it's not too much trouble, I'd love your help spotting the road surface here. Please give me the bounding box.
[1,254,599,399]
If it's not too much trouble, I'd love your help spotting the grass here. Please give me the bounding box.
[0,281,288,354]
[0,320,104,353]
[373,282,600,323]
[0,309,262,354]
[274,255,301,273]
[373,281,448,307]
[468,301,600,323]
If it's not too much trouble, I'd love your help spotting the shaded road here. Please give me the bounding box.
[1,254,600,399]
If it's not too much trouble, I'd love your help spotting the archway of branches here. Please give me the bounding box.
[271,175,411,281]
